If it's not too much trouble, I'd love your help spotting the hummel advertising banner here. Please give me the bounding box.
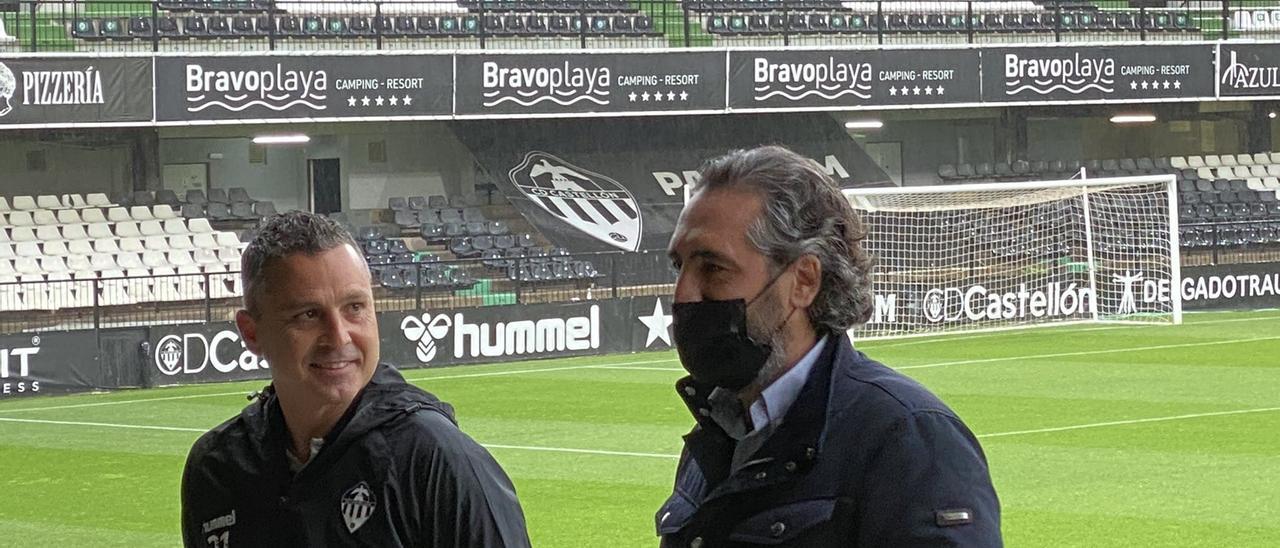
[979,44,1215,103]
[0,56,152,127]
[454,51,727,116]
[154,54,453,122]
[727,48,981,110]
[452,113,890,252]
[1218,44,1280,97]
[0,331,104,399]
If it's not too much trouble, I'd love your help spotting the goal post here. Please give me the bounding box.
[844,175,1182,340]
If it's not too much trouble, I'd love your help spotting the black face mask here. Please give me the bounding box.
[671,269,790,391]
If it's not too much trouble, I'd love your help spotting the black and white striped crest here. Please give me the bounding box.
[508,151,643,252]
[340,481,376,534]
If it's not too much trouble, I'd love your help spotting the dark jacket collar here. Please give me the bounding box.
[675,332,842,488]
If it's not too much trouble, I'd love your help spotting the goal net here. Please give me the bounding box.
[844,175,1182,340]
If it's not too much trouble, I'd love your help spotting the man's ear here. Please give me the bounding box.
[791,254,822,310]
[235,309,261,355]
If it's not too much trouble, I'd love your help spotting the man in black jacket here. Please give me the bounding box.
[181,211,530,547]
[658,146,1002,546]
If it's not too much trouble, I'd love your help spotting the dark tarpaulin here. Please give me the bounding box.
[450,113,891,253]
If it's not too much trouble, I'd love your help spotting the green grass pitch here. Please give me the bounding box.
[1,309,1278,546]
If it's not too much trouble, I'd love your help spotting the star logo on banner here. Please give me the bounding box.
[667,91,676,101]
[638,299,673,347]
[628,92,638,102]
[375,96,385,106]
[1131,81,1139,90]
[347,96,357,107]
[924,86,933,95]
[936,85,945,95]
[889,87,898,96]
[361,96,370,106]
[389,95,399,106]
[1173,80,1181,89]
[642,92,650,101]
[654,91,663,102]
[679,91,688,101]
[913,86,921,95]
[402,95,413,105]
[1141,81,1149,90]
[1163,80,1171,89]
[901,86,910,95]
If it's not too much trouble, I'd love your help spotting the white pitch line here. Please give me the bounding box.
[483,444,678,459]
[0,357,680,415]
[978,406,1280,439]
[896,335,1280,370]
[0,416,206,433]
[592,366,684,372]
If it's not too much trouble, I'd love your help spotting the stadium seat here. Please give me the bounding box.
[89,254,116,271]
[93,238,121,254]
[32,210,57,225]
[56,209,82,224]
[36,195,61,209]
[43,241,69,258]
[82,208,107,223]
[0,244,12,260]
[130,205,155,221]
[164,219,188,235]
[107,207,130,222]
[86,193,111,207]
[143,251,168,268]
[66,254,92,272]
[153,204,178,220]
[188,218,214,234]
[0,197,8,212]
[86,223,112,240]
[1170,157,1188,169]
[14,242,40,258]
[139,220,164,236]
[168,235,195,251]
[62,224,89,240]
[11,196,36,210]
[215,232,240,248]
[120,238,146,253]
[1187,156,1205,168]
[228,187,251,203]
[10,227,35,242]
[36,226,62,242]
[208,188,229,204]
[207,203,232,220]
[1236,154,1254,165]
[8,211,33,226]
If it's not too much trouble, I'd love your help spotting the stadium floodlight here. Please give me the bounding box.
[1109,114,1157,124]
[252,134,310,145]
[844,175,1182,339]
[844,120,884,130]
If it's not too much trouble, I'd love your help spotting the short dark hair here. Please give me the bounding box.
[240,211,363,315]
[694,145,875,331]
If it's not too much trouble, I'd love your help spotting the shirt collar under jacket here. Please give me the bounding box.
[705,335,828,438]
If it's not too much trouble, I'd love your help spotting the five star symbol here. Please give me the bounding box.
[627,90,692,103]
[889,85,945,96]
[637,299,673,347]
[1129,80,1181,91]
[346,94,414,108]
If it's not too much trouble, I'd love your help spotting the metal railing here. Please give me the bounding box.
[6,1,1280,53]
[0,248,676,333]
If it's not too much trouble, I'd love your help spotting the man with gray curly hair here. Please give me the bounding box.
[657,145,1001,547]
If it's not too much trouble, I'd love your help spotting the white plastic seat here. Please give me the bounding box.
[93,238,121,254]
[72,270,98,281]
[81,208,107,223]
[1265,177,1280,189]
[143,235,168,251]
[1221,155,1238,167]
[1236,153,1253,165]
[42,241,69,257]
[13,257,40,274]
[1198,167,1217,180]
[218,247,241,263]
[175,272,207,301]
[1247,178,1266,190]
[193,233,219,249]
[130,206,154,221]
[168,250,195,267]
[0,244,12,259]
[163,219,187,235]
[168,235,194,251]
[115,252,143,270]
[203,261,227,273]
[90,253,117,270]
[19,279,51,310]
[0,228,7,243]
[115,221,141,238]
[0,260,14,275]
[66,254,92,272]
[0,197,8,212]
[142,251,169,268]
[0,281,26,310]
[10,227,36,242]
[85,193,111,207]
[210,272,242,298]
[12,196,36,210]
[1187,155,1205,168]
[139,220,164,236]
[188,218,214,234]
[193,248,220,266]
[1268,165,1280,177]
[1204,155,1222,167]
[1232,166,1251,178]
[32,210,57,225]
[65,194,87,209]
[56,209,82,224]
[36,225,63,242]
[106,207,131,222]
[86,223,112,240]
[119,238,146,253]
[1250,165,1269,177]
[15,242,41,258]
[125,268,156,303]
[40,256,68,273]
[7,211,33,226]
[1169,157,1187,169]
[1254,153,1271,165]
[36,195,62,209]
[61,224,89,240]
[153,205,178,220]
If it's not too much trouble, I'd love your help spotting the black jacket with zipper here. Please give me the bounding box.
[181,363,530,548]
